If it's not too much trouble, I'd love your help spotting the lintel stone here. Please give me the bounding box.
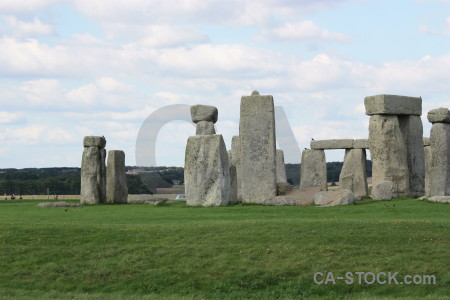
[191,105,218,124]
[353,139,369,149]
[83,136,106,148]
[310,139,354,150]
[364,94,422,116]
[427,107,450,124]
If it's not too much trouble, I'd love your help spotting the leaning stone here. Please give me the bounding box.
[184,134,230,206]
[276,149,287,183]
[339,149,368,200]
[424,145,432,197]
[83,136,106,149]
[427,107,450,124]
[80,146,102,205]
[369,115,410,196]
[364,94,422,116]
[239,92,277,203]
[106,150,128,203]
[231,136,242,202]
[429,123,450,196]
[277,182,292,196]
[353,139,369,149]
[371,181,393,200]
[190,105,218,124]
[398,115,425,197]
[310,139,354,150]
[300,149,327,189]
[314,189,355,207]
[196,121,215,135]
[428,196,450,203]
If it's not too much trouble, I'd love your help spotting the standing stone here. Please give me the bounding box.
[369,115,409,196]
[424,145,432,197]
[231,136,242,202]
[239,91,277,203]
[81,146,101,204]
[429,123,450,196]
[300,149,327,189]
[339,149,368,200]
[276,149,288,183]
[99,148,107,203]
[106,150,128,203]
[229,165,238,204]
[398,115,425,196]
[185,134,230,206]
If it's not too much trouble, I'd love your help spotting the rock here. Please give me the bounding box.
[190,105,218,124]
[424,145,432,197]
[369,115,410,196]
[283,186,324,205]
[99,148,107,203]
[427,107,450,124]
[300,149,327,189]
[106,150,128,204]
[277,182,292,196]
[239,92,277,203]
[310,139,354,150]
[263,196,298,206]
[339,148,368,200]
[231,136,242,202]
[423,137,430,146]
[429,123,450,196]
[428,196,450,203]
[80,146,102,205]
[37,202,81,207]
[371,181,393,200]
[398,115,425,197]
[353,139,369,149]
[229,165,238,204]
[364,94,422,116]
[83,136,106,148]
[184,134,230,206]
[196,121,216,135]
[314,189,355,207]
[276,149,287,183]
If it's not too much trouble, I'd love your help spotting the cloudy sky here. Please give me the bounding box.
[2,0,450,168]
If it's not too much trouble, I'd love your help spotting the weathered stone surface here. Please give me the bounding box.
[423,137,430,146]
[310,139,354,150]
[231,136,242,202]
[239,92,277,203]
[353,139,369,149]
[399,115,425,197]
[83,136,106,149]
[314,189,355,207]
[339,149,368,200]
[428,196,450,203]
[429,123,450,196]
[283,186,324,205]
[99,148,106,203]
[300,149,327,189]
[364,94,422,116]
[229,165,238,204]
[277,182,292,196]
[190,105,218,124]
[184,134,230,206]
[81,146,101,205]
[369,115,410,196]
[196,121,216,135]
[424,145,432,197]
[427,107,450,124]
[263,196,298,206]
[371,181,393,200]
[276,149,287,183]
[106,150,128,203]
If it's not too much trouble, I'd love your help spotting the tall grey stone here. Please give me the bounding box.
[424,145,432,197]
[339,148,368,200]
[229,165,238,204]
[184,134,230,206]
[276,149,287,183]
[369,115,409,196]
[300,149,327,189]
[81,146,102,205]
[231,136,242,202]
[429,123,450,196]
[99,148,106,203]
[106,150,128,204]
[239,91,277,203]
[364,94,422,116]
[398,115,425,196]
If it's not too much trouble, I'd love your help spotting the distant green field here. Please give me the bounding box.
[0,198,449,300]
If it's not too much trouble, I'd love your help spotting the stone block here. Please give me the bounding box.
[80,146,102,205]
[196,121,216,135]
[423,137,430,146]
[300,149,327,189]
[184,134,230,206]
[424,145,432,197]
[99,148,106,203]
[106,150,128,203]
[429,123,450,196]
[276,149,287,183]
[190,105,218,124]
[427,107,450,124]
[83,136,106,148]
[428,196,450,203]
[339,148,368,200]
[231,136,242,202]
[314,189,355,207]
[277,182,292,196]
[371,181,393,200]
[353,139,369,149]
[310,139,354,150]
[229,165,238,204]
[364,94,422,116]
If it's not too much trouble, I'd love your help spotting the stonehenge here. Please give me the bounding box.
[300,149,327,189]
[106,150,128,203]
[81,136,107,205]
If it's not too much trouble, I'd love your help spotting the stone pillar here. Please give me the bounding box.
[81,136,106,205]
[106,150,128,203]
[239,91,277,203]
[424,143,432,197]
[428,108,450,196]
[300,149,327,189]
[231,136,242,202]
[276,149,287,183]
[99,148,107,203]
[185,105,230,206]
[339,148,368,200]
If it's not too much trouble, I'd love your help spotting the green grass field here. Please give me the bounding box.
[0,198,449,299]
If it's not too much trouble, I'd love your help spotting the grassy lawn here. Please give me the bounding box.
[0,198,449,299]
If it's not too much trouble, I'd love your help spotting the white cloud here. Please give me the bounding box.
[0,0,58,12]
[0,111,24,124]
[4,16,54,37]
